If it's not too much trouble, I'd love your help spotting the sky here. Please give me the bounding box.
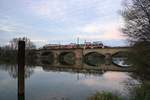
[0,0,127,47]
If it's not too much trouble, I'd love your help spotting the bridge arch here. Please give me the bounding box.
[59,52,76,65]
[41,51,53,57]
[112,51,129,58]
[40,51,54,64]
[84,52,105,66]
[112,51,131,67]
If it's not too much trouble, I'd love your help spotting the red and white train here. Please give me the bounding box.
[43,41,104,49]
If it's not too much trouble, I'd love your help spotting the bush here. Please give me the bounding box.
[87,92,122,100]
[131,83,150,100]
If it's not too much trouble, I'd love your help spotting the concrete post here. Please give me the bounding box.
[18,41,25,100]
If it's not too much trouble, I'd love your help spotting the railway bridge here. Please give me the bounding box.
[36,47,129,67]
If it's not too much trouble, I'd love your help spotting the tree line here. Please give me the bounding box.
[122,0,150,80]
[0,37,37,64]
[121,0,150,99]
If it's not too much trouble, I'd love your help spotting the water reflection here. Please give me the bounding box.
[112,51,131,67]
[0,56,132,80]
[0,64,34,79]
[0,64,139,100]
[42,65,104,75]
[112,57,132,67]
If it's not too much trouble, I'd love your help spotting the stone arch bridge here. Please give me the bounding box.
[36,47,129,67]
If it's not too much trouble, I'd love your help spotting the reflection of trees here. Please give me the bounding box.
[0,64,34,79]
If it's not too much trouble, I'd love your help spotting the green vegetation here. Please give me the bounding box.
[121,0,150,80]
[87,86,150,100]
[131,83,150,100]
[87,92,122,100]
[0,49,17,63]
[128,41,150,80]
[118,0,150,100]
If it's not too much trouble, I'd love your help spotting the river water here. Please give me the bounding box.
[0,64,139,100]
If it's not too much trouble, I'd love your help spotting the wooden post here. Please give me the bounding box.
[18,41,25,100]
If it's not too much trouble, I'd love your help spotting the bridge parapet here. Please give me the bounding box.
[83,48,129,56]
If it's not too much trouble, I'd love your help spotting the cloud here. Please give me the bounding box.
[77,22,125,41]
[0,0,126,47]
[81,24,100,33]
[0,16,48,47]
[0,15,75,47]
[0,25,16,33]
[26,0,67,21]
[25,0,122,22]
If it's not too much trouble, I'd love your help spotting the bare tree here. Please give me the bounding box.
[9,37,36,50]
[122,0,150,44]
[122,0,150,79]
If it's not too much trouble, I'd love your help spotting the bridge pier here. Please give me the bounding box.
[74,49,83,68]
[53,52,60,66]
[105,53,112,65]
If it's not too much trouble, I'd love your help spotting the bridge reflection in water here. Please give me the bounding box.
[13,42,133,100]
[0,63,139,100]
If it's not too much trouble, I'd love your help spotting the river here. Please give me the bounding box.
[0,64,139,100]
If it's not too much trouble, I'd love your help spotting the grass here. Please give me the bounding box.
[87,83,150,100]
[87,92,122,100]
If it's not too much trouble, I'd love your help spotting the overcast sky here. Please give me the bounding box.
[0,0,127,47]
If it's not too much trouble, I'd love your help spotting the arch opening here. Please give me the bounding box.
[84,52,105,66]
[112,51,132,67]
[40,52,54,64]
[59,52,75,65]
[41,52,52,56]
